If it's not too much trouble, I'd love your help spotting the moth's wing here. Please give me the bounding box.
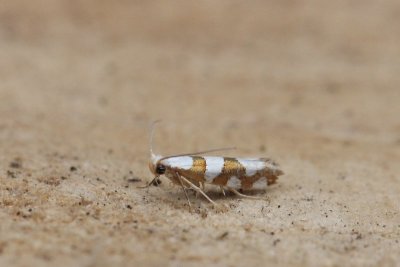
[235,157,283,189]
[161,156,206,188]
[202,156,225,182]
[161,156,194,170]
[237,157,283,174]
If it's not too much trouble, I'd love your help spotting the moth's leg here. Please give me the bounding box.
[195,182,205,198]
[175,172,192,211]
[200,182,205,191]
[227,187,269,201]
[219,186,226,196]
[178,175,217,206]
[138,176,159,189]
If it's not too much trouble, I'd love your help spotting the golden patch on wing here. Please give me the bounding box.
[212,158,246,186]
[178,156,206,183]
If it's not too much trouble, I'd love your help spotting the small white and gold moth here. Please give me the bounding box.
[145,121,284,209]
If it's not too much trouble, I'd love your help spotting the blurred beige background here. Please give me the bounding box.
[0,1,399,266]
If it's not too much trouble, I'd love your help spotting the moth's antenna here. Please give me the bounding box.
[158,147,236,161]
[149,120,162,157]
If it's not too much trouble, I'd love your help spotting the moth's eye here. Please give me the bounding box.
[156,164,166,175]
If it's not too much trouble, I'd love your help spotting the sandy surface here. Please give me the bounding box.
[1,1,400,266]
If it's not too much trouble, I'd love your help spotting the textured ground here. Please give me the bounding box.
[1,1,400,266]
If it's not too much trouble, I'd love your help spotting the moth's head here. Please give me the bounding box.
[148,154,166,175]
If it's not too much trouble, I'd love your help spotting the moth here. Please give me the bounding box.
[145,121,284,209]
